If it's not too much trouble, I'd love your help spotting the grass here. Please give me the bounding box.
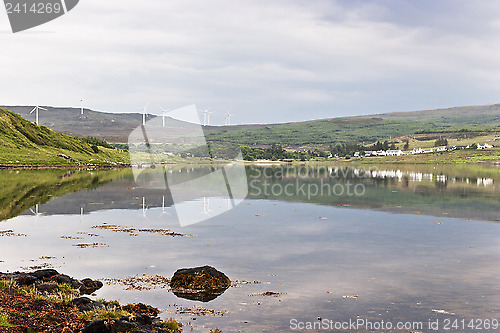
[0,278,186,332]
[0,280,17,292]
[79,306,132,321]
[162,318,183,332]
[0,311,14,327]
[0,108,130,166]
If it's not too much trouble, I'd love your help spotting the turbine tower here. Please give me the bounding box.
[225,112,232,126]
[80,99,84,115]
[30,105,47,126]
[202,108,211,126]
[159,107,171,127]
[207,111,214,126]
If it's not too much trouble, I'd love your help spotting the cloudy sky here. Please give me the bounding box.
[1,0,500,124]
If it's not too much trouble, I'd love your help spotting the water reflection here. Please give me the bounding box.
[0,164,497,224]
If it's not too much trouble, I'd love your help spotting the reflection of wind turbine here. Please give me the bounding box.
[202,197,211,215]
[30,105,47,126]
[225,112,232,126]
[142,104,148,126]
[142,197,147,217]
[159,195,169,217]
[30,204,42,222]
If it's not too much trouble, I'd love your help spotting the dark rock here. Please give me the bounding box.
[81,319,138,333]
[32,269,59,280]
[79,278,103,295]
[170,265,230,302]
[71,297,105,312]
[134,314,153,326]
[122,303,159,317]
[36,282,59,293]
[56,274,73,285]
[14,274,37,286]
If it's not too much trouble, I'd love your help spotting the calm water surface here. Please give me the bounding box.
[0,165,499,332]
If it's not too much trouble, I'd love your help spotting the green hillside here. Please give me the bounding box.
[4,103,500,149]
[0,108,129,166]
[2,105,151,143]
[206,104,500,147]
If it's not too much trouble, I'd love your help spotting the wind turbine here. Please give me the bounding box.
[159,107,172,127]
[225,112,233,126]
[207,111,214,126]
[202,108,211,126]
[30,105,47,126]
[80,99,84,115]
[141,104,148,126]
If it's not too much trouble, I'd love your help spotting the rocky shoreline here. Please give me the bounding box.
[0,267,231,332]
[0,269,183,332]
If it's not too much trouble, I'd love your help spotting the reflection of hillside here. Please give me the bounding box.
[17,169,174,217]
[246,165,500,222]
[4,164,500,223]
[0,169,131,222]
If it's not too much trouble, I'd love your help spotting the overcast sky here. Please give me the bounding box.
[1,0,500,124]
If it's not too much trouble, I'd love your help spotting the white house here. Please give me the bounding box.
[376,150,387,156]
[353,152,360,157]
[386,150,404,156]
[364,151,375,157]
[422,148,433,153]
[411,148,423,154]
[436,146,447,152]
[477,143,493,149]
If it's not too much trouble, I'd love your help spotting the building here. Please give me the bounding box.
[436,146,447,152]
[477,143,493,149]
[386,150,404,156]
[422,148,433,153]
[411,148,423,154]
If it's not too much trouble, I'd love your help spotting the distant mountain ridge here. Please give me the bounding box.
[3,103,500,146]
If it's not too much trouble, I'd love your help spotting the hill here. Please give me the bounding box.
[1,105,153,143]
[206,104,500,148]
[0,108,129,166]
[3,103,500,148]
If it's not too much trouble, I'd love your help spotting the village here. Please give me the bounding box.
[357,142,495,158]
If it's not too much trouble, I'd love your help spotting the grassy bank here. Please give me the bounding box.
[0,108,129,167]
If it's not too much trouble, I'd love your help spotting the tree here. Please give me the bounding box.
[434,138,448,147]
[403,139,409,150]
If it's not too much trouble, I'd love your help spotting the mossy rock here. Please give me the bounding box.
[170,266,230,302]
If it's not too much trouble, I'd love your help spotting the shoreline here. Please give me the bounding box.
[0,163,131,170]
[0,269,197,333]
